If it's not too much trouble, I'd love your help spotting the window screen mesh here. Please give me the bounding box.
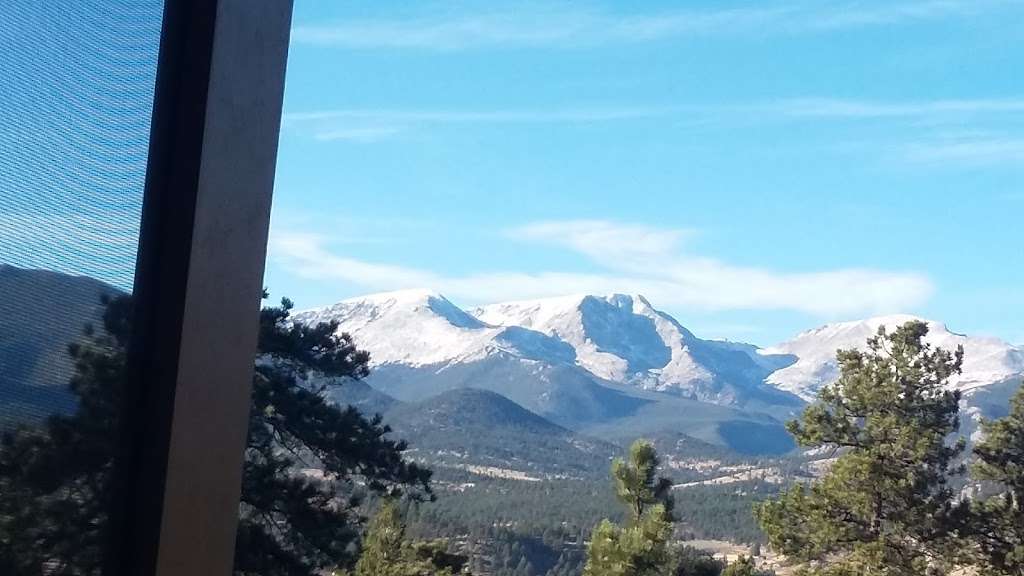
[0,0,164,570]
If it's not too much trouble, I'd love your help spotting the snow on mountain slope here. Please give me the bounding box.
[763,314,1024,401]
[292,290,803,421]
[475,294,674,383]
[275,290,1023,453]
[474,294,800,407]
[291,289,574,368]
[290,290,649,428]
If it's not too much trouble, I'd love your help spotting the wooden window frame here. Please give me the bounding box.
[109,1,293,574]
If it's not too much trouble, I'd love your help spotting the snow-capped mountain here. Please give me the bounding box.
[290,290,1022,452]
[474,294,801,408]
[291,289,574,367]
[290,290,803,450]
[293,293,1022,412]
[291,290,646,428]
[761,314,1024,402]
[295,290,794,407]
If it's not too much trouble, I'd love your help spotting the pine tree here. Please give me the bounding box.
[583,439,674,576]
[355,501,407,576]
[354,500,468,576]
[612,440,674,525]
[0,294,432,575]
[963,385,1024,575]
[667,544,723,576]
[721,556,756,576]
[235,297,431,574]
[721,556,773,576]
[0,295,130,575]
[754,321,965,576]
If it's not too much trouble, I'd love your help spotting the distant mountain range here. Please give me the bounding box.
[327,382,755,482]
[0,265,116,424]
[473,294,799,406]
[292,290,799,454]
[761,313,1024,441]
[381,387,617,480]
[763,314,1024,401]
[294,289,1024,454]
[2,264,1021,459]
[7,265,1018,552]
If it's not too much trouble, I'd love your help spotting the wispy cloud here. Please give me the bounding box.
[280,106,667,123]
[513,220,694,260]
[898,135,1024,165]
[283,106,670,125]
[313,126,404,142]
[799,0,1016,29]
[283,106,675,142]
[292,1,1017,51]
[770,98,1024,118]
[766,101,1024,167]
[283,97,1024,145]
[292,6,787,50]
[270,220,933,317]
[283,98,1024,128]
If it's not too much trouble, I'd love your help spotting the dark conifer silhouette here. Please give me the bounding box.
[962,385,1024,576]
[0,294,431,575]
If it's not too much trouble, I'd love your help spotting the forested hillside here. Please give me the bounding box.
[0,265,117,425]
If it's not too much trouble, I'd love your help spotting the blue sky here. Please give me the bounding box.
[0,2,162,290]
[265,0,1024,345]
[264,0,1024,345]
[2,2,1021,346]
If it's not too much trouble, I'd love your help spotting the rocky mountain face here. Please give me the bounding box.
[293,291,804,409]
[760,313,1024,440]
[762,314,1024,401]
[294,290,1024,454]
[291,289,653,429]
[473,294,800,408]
[292,291,813,453]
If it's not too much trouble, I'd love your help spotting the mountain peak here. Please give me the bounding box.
[766,314,1024,400]
[340,287,446,306]
[473,293,795,406]
[786,313,931,341]
[290,288,1020,421]
[473,293,652,327]
[292,289,493,367]
[831,313,933,330]
[589,293,657,312]
[393,387,568,432]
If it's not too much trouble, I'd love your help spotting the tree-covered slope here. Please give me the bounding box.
[0,265,118,423]
[384,388,618,479]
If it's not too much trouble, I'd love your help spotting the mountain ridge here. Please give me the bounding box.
[294,289,809,453]
[0,265,120,424]
[763,313,1024,401]
[296,288,1023,453]
[474,293,806,410]
[297,289,1022,406]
